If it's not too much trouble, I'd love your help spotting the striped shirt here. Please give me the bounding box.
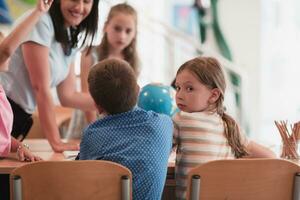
[173,111,248,200]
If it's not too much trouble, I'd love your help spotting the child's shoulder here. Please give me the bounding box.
[83,118,105,133]
[136,107,173,124]
[173,111,222,124]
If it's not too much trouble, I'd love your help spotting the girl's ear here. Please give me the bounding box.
[208,88,221,104]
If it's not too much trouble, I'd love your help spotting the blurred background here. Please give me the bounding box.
[1,0,300,147]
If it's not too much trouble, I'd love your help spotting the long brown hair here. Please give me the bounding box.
[49,0,99,55]
[96,3,139,75]
[176,57,248,158]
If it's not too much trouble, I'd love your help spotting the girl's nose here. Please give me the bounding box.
[119,32,126,40]
[176,91,183,100]
[74,1,84,12]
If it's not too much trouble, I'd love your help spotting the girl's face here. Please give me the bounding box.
[105,13,136,52]
[175,69,216,113]
[60,0,93,27]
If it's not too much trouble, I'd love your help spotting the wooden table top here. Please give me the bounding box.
[0,139,62,174]
[0,139,175,175]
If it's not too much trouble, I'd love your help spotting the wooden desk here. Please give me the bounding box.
[0,139,176,200]
[0,139,64,174]
[163,154,176,200]
[0,139,175,174]
[0,139,68,200]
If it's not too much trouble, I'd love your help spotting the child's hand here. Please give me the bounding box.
[17,144,43,162]
[36,0,53,13]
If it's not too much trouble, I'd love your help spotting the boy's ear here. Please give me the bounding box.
[95,102,105,115]
[208,88,221,104]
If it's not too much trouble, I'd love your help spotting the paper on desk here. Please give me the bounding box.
[63,150,79,160]
[168,150,176,164]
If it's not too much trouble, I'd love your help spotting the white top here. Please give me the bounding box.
[0,12,78,113]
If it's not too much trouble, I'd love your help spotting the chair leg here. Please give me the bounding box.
[12,176,22,200]
[121,175,130,200]
[293,173,300,200]
[191,175,201,200]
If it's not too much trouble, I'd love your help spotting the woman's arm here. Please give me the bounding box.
[80,50,97,123]
[56,62,95,111]
[22,42,78,152]
[0,0,53,70]
[244,141,276,158]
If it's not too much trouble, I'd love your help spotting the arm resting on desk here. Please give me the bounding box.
[245,141,276,158]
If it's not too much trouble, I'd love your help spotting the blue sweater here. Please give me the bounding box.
[79,107,173,200]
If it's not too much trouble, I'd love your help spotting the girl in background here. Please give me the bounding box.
[0,0,53,161]
[67,3,139,138]
[0,0,99,152]
[173,56,275,200]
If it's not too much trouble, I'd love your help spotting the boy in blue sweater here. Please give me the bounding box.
[79,58,173,200]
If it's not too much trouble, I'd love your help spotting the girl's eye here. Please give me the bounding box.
[186,87,193,92]
[114,26,122,32]
[126,29,132,34]
[175,86,180,91]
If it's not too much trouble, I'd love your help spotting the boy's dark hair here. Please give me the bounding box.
[88,58,139,115]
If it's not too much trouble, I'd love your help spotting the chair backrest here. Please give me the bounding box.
[10,160,132,200]
[186,159,300,200]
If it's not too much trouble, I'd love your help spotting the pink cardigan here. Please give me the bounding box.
[0,85,13,156]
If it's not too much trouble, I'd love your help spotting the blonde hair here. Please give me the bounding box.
[176,57,248,158]
[97,3,139,75]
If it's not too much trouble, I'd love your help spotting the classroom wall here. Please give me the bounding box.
[78,0,265,139]
[1,0,268,143]
[218,0,262,139]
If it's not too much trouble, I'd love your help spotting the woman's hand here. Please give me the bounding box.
[17,144,43,162]
[36,0,53,13]
[52,142,79,153]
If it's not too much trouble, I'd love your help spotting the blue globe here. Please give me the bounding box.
[138,83,178,116]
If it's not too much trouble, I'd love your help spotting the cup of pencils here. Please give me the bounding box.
[275,121,300,159]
